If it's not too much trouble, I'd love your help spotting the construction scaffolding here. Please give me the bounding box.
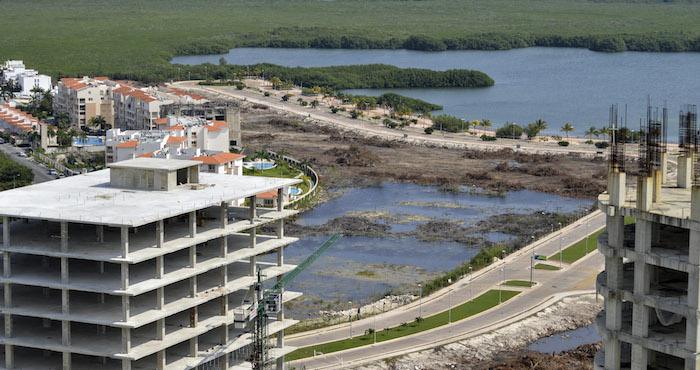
[638,103,667,177]
[679,104,699,184]
[610,104,626,173]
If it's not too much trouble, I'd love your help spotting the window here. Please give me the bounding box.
[208,165,215,172]
[79,98,85,103]
[264,199,274,207]
[88,98,93,102]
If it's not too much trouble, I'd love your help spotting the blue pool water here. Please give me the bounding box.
[290,187,302,196]
[72,137,103,146]
[250,162,275,170]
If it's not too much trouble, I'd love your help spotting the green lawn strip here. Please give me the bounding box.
[534,263,560,271]
[548,216,635,264]
[502,280,535,287]
[287,289,519,361]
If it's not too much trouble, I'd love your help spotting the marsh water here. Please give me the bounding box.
[172,47,700,138]
[527,323,602,353]
[260,182,591,318]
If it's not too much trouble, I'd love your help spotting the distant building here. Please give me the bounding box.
[54,78,211,130]
[1,60,52,99]
[161,102,241,149]
[0,104,55,147]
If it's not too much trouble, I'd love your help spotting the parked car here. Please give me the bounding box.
[17,151,27,157]
[48,169,57,175]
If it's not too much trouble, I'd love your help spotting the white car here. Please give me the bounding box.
[48,169,57,175]
[17,152,27,157]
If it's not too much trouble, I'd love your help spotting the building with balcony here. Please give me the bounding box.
[161,103,241,149]
[595,150,700,369]
[0,157,301,369]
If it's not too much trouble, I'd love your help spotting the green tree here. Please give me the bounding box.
[533,119,548,137]
[481,119,492,134]
[495,122,523,139]
[54,111,71,130]
[310,100,319,109]
[270,77,282,90]
[524,124,540,140]
[599,126,611,140]
[88,115,108,130]
[560,123,574,140]
[585,126,597,141]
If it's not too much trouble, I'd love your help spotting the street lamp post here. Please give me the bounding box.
[530,236,535,287]
[447,278,452,323]
[13,173,20,188]
[499,269,503,304]
[418,283,423,319]
[502,250,506,283]
[468,266,473,302]
[373,306,377,344]
[585,223,590,255]
[348,301,353,339]
[558,222,563,269]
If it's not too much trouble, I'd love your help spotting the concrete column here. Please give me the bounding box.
[156,256,164,278]
[652,169,662,203]
[62,351,70,370]
[221,323,229,344]
[679,155,693,189]
[62,320,71,345]
[99,261,105,274]
[220,201,228,228]
[688,187,700,354]
[277,246,284,267]
[276,275,285,370]
[637,176,653,211]
[220,295,228,316]
[278,187,284,211]
[121,263,129,290]
[157,287,164,309]
[2,252,9,278]
[4,283,10,308]
[61,289,69,314]
[221,353,229,370]
[156,220,164,248]
[189,245,197,268]
[4,313,12,338]
[189,337,198,357]
[661,152,668,184]
[249,256,256,277]
[157,350,166,370]
[122,327,131,353]
[277,219,284,240]
[2,217,9,249]
[122,359,132,370]
[604,255,623,370]
[220,236,227,258]
[121,226,129,258]
[122,296,130,322]
[249,196,257,222]
[220,264,228,287]
[61,257,69,284]
[190,276,197,298]
[60,222,68,252]
[5,344,13,369]
[250,226,256,249]
[97,225,104,243]
[157,319,165,340]
[189,211,197,237]
[190,307,198,328]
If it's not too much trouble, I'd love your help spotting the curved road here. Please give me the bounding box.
[0,143,54,184]
[286,211,606,369]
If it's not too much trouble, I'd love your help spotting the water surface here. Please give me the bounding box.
[172,47,700,138]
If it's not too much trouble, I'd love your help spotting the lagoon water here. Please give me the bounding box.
[260,182,591,318]
[172,47,700,138]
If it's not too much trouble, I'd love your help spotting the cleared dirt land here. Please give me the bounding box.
[240,102,607,200]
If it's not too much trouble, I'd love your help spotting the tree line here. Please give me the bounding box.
[173,30,700,57]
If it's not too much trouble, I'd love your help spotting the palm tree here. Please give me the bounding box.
[585,126,597,141]
[533,119,548,138]
[78,130,89,144]
[88,115,108,131]
[27,130,41,148]
[54,111,70,130]
[481,119,492,135]
[599,126,611,140]
[276,148,289,177]
[561,123,574,140]
[270,77,282,90]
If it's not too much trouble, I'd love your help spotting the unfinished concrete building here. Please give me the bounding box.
[161,103,241,149]
[596,105,700,369]
[0,157,301,369]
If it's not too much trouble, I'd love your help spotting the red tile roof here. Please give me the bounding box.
[207,126,221,131]
[191,152,245,164]
[70,83,88,91]
[167,136,187,143]
[116,141,139,148]
[137,152,154,158]
[94,77,109,81]
[164,125,183,130]
[153,118,167,124]
[211,120,229,127]
[113,86,132,94]
[256,190,279,199]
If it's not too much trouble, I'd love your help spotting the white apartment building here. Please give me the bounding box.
[0,157,301,369]
[1,60,52,98]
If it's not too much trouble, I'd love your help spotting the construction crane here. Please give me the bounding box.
[247,233,340,369]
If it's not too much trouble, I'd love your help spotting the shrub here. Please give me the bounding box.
[424,127,434,135]
[235,82,246,90]
[552,135,562,141]
[330,106,339,114]
[282,94,293,101]
[263,91,271,97]
[432,114,466,133]
[301,87,316,96]
[585,140,594,144]
[372,116,381,120]
[480,134,497,141]
[300,101,308,106]
[350,110,362,119]
[495,123,523,139]
[595,141,610,149]
[558,141,570,146]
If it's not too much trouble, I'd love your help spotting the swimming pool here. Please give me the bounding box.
[250,162,275,170]
[72,137,104,146]
[290,186,302,196]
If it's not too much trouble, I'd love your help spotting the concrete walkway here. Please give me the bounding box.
[288,211,606,368]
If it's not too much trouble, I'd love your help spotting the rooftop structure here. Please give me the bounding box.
[1,60,52,99]
[595,104,700,369]
[161,102,241,149]
[0,158,302,369]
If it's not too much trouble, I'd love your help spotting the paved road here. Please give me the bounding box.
[287,211,606,369]
[173,81,621,157]
[0,143,54,184]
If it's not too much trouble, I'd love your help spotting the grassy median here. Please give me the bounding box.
[287,289,519,361]
[549,216,635,264]
[502,280,536,287]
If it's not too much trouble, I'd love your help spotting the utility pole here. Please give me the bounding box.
[558,222,563,269]
[447,279,452,323]
[530,236,535,287]
[373,306,377,344]
[468,266,473,302]
[348,301,353,339]
[418,283,422,319]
